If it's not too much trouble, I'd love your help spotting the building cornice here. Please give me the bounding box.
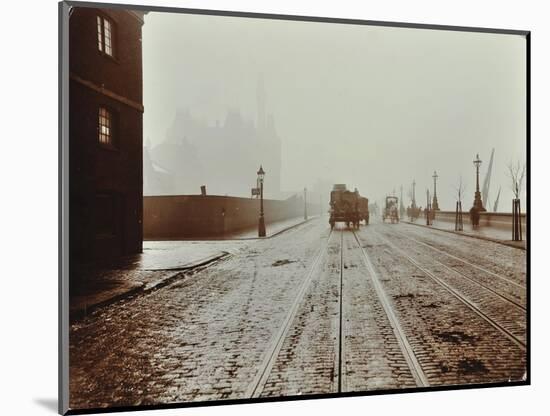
[127,10,148,25]
[70,73,144,113]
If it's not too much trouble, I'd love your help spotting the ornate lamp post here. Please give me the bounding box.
[257,165,266,237]
[426,189,432,226]
[432,170,440,211]
[412,179,417,209]
[472,154,486,212]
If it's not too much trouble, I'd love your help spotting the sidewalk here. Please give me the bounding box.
[69,242,234,320]
[224,215,318,239]
[403,218,526,250]
[70,217,315,320]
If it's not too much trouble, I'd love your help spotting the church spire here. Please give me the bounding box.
[256,73,266,130]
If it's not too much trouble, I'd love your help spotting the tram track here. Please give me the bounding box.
[250,226,430,397]
[381,227,526,311]
[337,230,345,392]
[396,226,525,290]
[350,230,430,388]
[246,224,526,397]
[246,228,335,398]
[370,229,526,351]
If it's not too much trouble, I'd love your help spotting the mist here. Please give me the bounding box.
[142,12,526,211]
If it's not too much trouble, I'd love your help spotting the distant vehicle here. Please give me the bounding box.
[329,184,360,229]
[383,196,399,223]
[358,196,370,225]
[369,202,379,218]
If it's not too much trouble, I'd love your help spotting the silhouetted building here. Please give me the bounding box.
[256,75,282,197]
[145,76,282,198]
[69,7,146,264]
[143,144,174,195]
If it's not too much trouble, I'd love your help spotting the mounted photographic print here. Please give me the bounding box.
[59,1,529,414]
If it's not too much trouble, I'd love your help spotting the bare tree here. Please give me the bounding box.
[507,160,526,199]
[507,160,526,241]
[453,176,466,231]
[452,176,466,203]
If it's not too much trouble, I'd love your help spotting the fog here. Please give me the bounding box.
[142,12,526,211]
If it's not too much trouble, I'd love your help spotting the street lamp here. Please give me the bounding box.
[426,189,432,226]
[257,165,266,237]
[472,154,486,212]
[432,170,440,211]
[412,179,416,209]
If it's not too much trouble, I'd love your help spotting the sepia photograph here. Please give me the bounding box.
[59,1,528,413]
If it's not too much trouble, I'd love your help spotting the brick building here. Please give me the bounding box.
[69,6,146,265]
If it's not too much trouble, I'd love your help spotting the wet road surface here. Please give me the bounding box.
[69,218,527,410]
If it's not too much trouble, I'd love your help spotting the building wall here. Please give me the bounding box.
[69,7,144,264]
[69,8,143,105]
[144,195,318,239]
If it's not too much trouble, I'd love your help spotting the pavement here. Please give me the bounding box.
[70,216,315,319]
[69,219,526,408]
[403,217,526,250]
[223,216,318,239]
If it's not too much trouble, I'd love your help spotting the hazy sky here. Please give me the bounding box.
[142,12,526,210]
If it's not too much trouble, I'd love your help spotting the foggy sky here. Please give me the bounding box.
[142,12,526,211]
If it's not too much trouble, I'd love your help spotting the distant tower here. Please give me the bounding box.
[256,75,282,198]
[432,170,440,211]
[482,148,495,209]
[266,113,282,197]
[256,74,266,131]
[493,186,501,212]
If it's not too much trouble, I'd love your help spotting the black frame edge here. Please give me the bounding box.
[525,30,531,386]
[59,1,71,415]
[63,0,530,36]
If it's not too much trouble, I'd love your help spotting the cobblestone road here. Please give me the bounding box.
[69,218,527,411]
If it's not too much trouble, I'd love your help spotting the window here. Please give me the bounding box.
[98,107,113,145]
[97,15,114,57]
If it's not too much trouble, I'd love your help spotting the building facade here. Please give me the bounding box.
[69,7,145,264]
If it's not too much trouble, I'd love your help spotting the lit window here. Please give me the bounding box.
[96,16,102,52]
[98,107,112,145]
[97,16,114,57]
